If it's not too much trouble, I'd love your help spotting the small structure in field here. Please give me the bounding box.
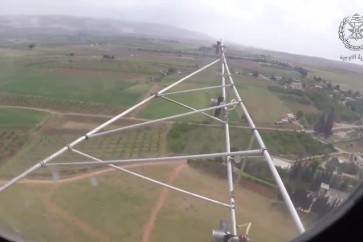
[290,80,303,90]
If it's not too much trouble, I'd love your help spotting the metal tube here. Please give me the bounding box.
[159,96,225,124]
[159,84,232,96]
[0,59,221,193]
[221,46,237,235]
[221,48,305,233]
[235,135,255,186]
[0,135,83,193]
[46,149,263,167]
[71,149,230,208]
[157,59,220,94]
[89,102,239,138]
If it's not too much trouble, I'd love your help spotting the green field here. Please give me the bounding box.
[167,123,335,159]
[1,38,362,242]
[307,67,363,93]
[0,108,48,129]
[0,108,49,167]
[0,119,168,179]
[0,164,298,242]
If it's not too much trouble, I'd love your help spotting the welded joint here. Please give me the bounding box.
[39,161,46,168]
[261,147,267,155]
[66,145,72,151]
[84,134,89,140]
[154,93,160,98]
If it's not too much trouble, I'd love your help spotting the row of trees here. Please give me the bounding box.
[285,160,358,217]
[314,109,335,138]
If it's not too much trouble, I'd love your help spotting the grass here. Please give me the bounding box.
[0,93,124,116]
[0,123,166,179]
[335,138,363,153]
[167,123,335,158]
[141,77,292,125]
[236,81,291,124]
[307,67,363,92]
[0,164,298,242]
[140,82,220,122]
[0,108,48,129]
[0,108,49,165]
[0,185,92,242]
[152,166,297,242]
[1,70,151,106]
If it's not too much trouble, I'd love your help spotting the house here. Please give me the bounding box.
[275,76,283,81]
[351,153,363,169]
[326,188,349,204]
[287,113,296,121]
[345,97,355,102]
[257,74,269,80]
[290,81,303,90]
[319,183,329,196]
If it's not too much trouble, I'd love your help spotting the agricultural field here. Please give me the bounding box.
[307,67,363,93]
[0,163,300,242]
[0,113,168,179]
[0,108,49,166]
[335,138,363,153]
[167,123,335,159]
[1,36,363,242]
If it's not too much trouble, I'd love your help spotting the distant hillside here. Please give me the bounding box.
[0,15,211,40]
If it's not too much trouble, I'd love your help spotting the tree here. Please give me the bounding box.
[252,71,258,77]
[314,113,325,134]
[28,43,35,50]
[167,67,176,75]
[270,75,277,81]
[324,109,334,137]
[353,91,361,98]
[291,185,312,210]
[335,84,340,91]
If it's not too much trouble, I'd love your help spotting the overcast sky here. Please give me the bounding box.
[0,0,363,63]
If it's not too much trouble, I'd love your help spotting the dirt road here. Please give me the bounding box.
[0,161,185,186]
[142,163,186,242]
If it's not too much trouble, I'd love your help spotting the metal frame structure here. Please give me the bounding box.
[0,41,305,236]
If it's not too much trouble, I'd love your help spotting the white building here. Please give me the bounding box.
[287,113,296,121]
[290,81,303,90]
[352,153,363,169]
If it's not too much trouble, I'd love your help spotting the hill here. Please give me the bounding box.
[0,15,211,40]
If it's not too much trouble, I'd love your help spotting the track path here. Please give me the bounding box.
[142,163,186,242]
[0,161,184,186]
[0,104,304,132]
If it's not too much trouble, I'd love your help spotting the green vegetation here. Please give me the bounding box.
[0,108,48,129]
[168,123,198,153]
[1,37,362,242]
[0,123,165,179]
[326,157,360,175]
[306,91,359,122]
[0,108,48,165]
[268,86,360,124]
[152,165,297,242]
[260,130,335,157]
[1,72,151,106]
[0,165,297,242]
[167,123,335,158]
